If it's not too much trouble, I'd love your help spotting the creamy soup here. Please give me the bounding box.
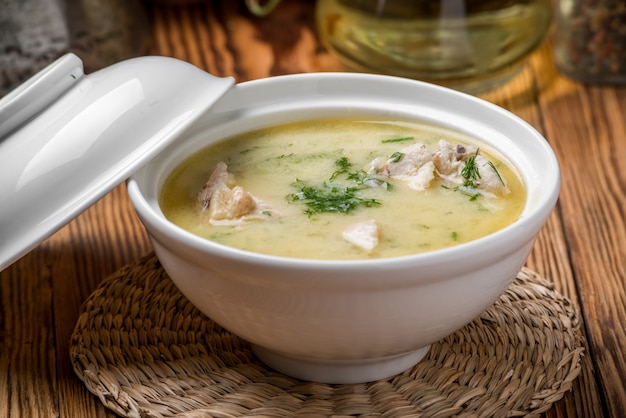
[160,119,526,260]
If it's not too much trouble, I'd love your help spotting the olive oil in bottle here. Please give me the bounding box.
[316,0,552,93]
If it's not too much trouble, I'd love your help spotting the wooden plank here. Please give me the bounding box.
[0,252,58,418]
[537,46,626,417]
[53,185,152,418]
[480,45,605,418]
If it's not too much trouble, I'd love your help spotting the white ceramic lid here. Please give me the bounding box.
[0,54,234,270]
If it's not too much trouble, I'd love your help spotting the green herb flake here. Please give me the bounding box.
[458,187,481,201]
[330,157,352,180]
[468,192,480,201]
[347,170,392,190]
[381,136,414,143]
[451,231,458,241]
[240,146,263,155]
[389,152,404,163]
[346,169,367,183]
[486,161,505,186]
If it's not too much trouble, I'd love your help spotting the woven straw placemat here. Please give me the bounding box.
[70,253,584,418]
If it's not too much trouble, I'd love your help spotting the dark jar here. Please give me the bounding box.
[554,0,626,84]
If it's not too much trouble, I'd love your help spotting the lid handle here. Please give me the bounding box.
[0,53,85,139]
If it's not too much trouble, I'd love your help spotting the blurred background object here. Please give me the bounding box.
[315,0,552,94]
[245,0,283,16]
[553,0,626,85]
[0,0,149,97]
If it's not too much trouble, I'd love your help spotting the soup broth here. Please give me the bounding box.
[160,119,526,260]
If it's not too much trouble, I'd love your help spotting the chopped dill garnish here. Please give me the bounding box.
[381,136,414,143]
[461,149,481,188]
[329,157,352,180]
[441,183,481,201]
[486,161,505,186]
[288,181,381,216]
[455,186,481,202]
[336,156,351,170]
[457,148,505,201]
[389,152,404,163]
[346,169,367,182]
[328,157,392,190]
[347,170,392,190]
[451,231,458,240]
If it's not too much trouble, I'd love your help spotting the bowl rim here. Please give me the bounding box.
[128,72,561,270]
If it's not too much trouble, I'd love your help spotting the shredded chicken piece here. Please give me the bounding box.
[342,219,380,251]
[367,139,509,197]
[368,143,435,191]
[198,162,233,210]
[473,156,510,196]
[433,140,509,196]
[433,140,475,183]
[198,161,271,225]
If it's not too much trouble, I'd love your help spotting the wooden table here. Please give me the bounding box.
[1,1,624,416]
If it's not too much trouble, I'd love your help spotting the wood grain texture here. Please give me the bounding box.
[1,0,623,416]
[538,54,626,417]
[481,46,606,418]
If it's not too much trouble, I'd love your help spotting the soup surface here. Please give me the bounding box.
[160,119,526,260]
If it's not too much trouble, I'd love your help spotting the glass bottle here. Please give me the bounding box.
[553,0,626,85]
[315,0,552,94]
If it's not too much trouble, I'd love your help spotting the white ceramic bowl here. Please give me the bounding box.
[128,73,560,384]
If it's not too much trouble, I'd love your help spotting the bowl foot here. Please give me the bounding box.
[251,344,431,384]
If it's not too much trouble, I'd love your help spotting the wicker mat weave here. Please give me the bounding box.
[70,253,583,418]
